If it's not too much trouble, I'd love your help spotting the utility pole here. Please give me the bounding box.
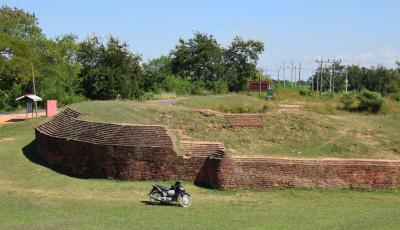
[282,61,286,88]
[291,61,294,88]
[311,69,314,90]
[329,62,333,92]
[277,67,280,87]
[315,68,318,93]
[294,65,297,87]
[345,70,348,93]
[329,58,341,98]
[316,57,323,96]
[298,62,301,86]
[31,63,38,118]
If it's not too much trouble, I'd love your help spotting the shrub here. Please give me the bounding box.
[211,81,229,94]
[299,88,308,96]
[164,76,193,95]
[340,92,356,109]
[191,81,205,95]
[357,89,384,113]
[390,92,400,101]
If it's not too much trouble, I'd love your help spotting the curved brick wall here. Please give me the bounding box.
[35,108,221,180]
[36,108,400,190]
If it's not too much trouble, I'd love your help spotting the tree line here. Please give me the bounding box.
[309,62,400,99]
[0,6,264,111]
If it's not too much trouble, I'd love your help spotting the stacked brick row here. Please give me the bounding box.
[225,114,263,128]
[195,157,400,189]
[36,108,173,147]
[180,141,224,158]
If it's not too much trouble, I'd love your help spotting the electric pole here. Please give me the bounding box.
[294,65,297,87]
[345,70,348,93]
[291,61,294,88]
[277,66,280,87]
[316,57,324,96]
[298,62,301,86]
[282,61,286,88]
[31,63,38,118]
[311,68,314,90]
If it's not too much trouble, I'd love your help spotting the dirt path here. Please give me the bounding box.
[0,111,46,125]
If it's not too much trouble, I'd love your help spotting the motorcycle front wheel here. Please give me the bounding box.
[149,191,161,205]
[178,195,192,208]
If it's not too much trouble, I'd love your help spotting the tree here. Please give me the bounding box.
[37,34,82,104]
[224,36,264,92]
[170,32,225,89]
[0,6,42,40]
[142,55,172,92]
[77,35,142,100]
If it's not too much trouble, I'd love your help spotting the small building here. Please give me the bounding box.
[15,94,42,118]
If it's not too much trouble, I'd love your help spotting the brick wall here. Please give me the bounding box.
[36,108,400,190]
[195,157,400,189]
[35,108,216,180]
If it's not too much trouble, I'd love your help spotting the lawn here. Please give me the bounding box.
[0,119,400,229]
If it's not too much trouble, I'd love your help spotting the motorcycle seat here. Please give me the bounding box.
[155,184,170,191]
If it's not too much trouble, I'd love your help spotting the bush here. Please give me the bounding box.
[164,76,193,95]
[191,81,205,95]
[340,92,356,109]
[390,92,400,101]
[357,89,384,113]
[211,81,229,94]
[298,87,314,96]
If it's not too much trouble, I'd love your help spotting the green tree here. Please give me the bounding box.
[77,35,142,100]
[170,32,225,89]
[224,36,264,92]
[142,55,172,92]
[37,34,83,104]
[0,6,42,40]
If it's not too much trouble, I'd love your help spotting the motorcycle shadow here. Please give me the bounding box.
[140,201,181,207]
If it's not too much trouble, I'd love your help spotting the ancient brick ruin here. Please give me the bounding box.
[35,108,400,189]
[225,114,263,128]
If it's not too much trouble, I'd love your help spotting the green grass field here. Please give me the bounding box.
[0,119,400,229]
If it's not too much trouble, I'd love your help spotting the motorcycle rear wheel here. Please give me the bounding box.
[149,191,161,204]
[178,195,192,208]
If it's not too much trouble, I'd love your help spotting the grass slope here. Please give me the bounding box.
[70,94,400,159]
[0,120,400,229]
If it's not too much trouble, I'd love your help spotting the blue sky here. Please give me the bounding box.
[2,0,399,79]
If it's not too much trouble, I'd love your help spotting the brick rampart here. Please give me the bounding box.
[35,108,214,180]
[195,156,400,189]
[36,108,400,190]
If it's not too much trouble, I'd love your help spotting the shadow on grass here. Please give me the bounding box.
[5,118,26,123]
[140,200,180,207]
[22,140,82,178]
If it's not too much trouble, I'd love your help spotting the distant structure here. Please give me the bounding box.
[16,94,42,118]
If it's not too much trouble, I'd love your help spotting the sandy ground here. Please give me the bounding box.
[0,112,47,125]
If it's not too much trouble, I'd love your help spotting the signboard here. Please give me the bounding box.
[247,81,271,92]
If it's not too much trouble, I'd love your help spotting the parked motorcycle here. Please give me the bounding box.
[148,180,192,207]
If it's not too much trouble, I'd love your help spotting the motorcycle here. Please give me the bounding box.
[148,180,192,207]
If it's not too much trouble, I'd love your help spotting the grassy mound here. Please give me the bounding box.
[69,94,400,159]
